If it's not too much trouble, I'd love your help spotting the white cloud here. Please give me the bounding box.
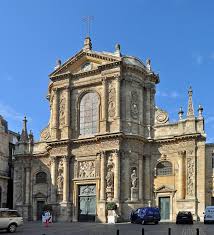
[157,90,179,99]
[0,101,24,121]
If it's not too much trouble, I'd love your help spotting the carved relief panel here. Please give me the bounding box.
[78,161,95,178]
[130,90,139,119]
[59,90,66,128]
[108,81,116,119]
[57,159,63,193]
[186,157,194,197]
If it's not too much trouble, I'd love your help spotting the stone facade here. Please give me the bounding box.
[0,115,18,208]
[13,37,214,222]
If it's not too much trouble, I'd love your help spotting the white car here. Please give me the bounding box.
[204,206,214,224]
[0,208,23,233]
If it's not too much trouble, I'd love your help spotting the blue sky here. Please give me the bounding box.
[0,0,214,142]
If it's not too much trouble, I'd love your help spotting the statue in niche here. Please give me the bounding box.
[131,169,138,188]
[130,90,139,119]
[57,172,63,191]
[106,168,114,188]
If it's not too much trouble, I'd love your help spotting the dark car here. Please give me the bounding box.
[130,207,161,224]
[176,211,193,224]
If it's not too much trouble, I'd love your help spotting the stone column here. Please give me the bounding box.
[63,156,69,202]
[100,151,106,201]
[114,151,120,201]
[51,88,59,139]
[138,156,143,201]
[25,167,30,204]
[115,76,121,118]
[50,156,57,203]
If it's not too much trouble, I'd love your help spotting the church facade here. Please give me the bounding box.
[13,37,214,222]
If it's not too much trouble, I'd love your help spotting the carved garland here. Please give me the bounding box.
[108,82,116,118]
[186,157,194,197]
[59,91,66,128]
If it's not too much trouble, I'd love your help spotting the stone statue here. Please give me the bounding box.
[131,169,138,188]
[106,168,114,188]
[57,172,63,191]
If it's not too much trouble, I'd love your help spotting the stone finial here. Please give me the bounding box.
[178,107,184,120]
[187,86,195,118]
[54,59,61,70]
[114,43,121,56]
[198,104,203,118]
[83,36,92,51]
[146,58,152,71]
[20,116,29,143]
[29,130,34,144]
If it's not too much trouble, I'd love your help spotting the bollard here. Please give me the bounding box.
[168,227,171,235]
[196,228,199,235]
[116,229,119,235]
[142,227,144,235]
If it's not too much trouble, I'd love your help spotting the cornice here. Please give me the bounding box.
[123,64,159,84]
[154,133,205,143]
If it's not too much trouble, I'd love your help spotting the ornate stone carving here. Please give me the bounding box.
[57,159,64,193]
[59,91,66,128]
[155,107,169,125]
[131,169,138,188]
[57,172,63,192]
[40,125,50,141]
[106,154,114,201]
[108,82,116,118]
[187,158,194,196]
[130,90,139,119]
[49,146,67,156]
[78,161,95,178]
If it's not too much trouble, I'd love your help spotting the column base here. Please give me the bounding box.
[131,187,139,202]
[97,201,107,223]
[58,202,72,222]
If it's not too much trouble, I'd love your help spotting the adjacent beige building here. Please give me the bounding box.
[0,115,18,208]
[13,37,214,222]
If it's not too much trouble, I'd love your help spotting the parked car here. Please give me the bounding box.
[0,208,23,233]
[176,211,193,224]
[204,206,214,224]
[130,207,161,224]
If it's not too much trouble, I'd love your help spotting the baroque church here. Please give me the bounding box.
[13,37,214,222]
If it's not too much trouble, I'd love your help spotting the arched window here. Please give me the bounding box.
[156,161,172,176]
[36,172,47,184]
[80,92,99,135]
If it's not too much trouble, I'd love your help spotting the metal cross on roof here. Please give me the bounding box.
[83,16,94,37]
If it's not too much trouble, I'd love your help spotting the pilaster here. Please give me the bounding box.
[113,150,120,202]
[51,88,59,140]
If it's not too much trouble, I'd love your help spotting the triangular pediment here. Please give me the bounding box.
[49,50,121,78]
[154,185,175,193]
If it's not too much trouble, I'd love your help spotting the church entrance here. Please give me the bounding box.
[36,201,45,220]
[78,184,96,222]
[159,197,170,220]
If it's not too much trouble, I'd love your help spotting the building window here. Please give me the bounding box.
[36,172,47,184]
[80,92,99,136]
[156,161,173,176]
[212,153,214,168]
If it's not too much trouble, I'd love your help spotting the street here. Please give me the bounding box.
[1,222,214,235]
